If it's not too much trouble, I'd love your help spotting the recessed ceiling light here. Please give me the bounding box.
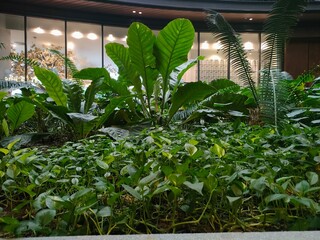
[87,33,98,40]
[132,10,136,13]
[138,11,142,15]
[244,41,254,50]
[33,27,45,34]
[72,31,83,39]
[249,18,253,21]
[201,41,209,50]
[50,29,62,36]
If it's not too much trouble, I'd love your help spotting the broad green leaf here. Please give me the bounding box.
[155,18,195,99]
[210,144,225,158]
[226,196,242,206]
[63,80,83,112]
[105,43,141,87]
[34,66,67,107]
[0,91,7,100]
[183,181,203,195]
[2,119,9,137]
[127,22,157,100]
[70,188,93,201]
[265,194,289,204]
[75,68,109,113]
[35,209,56,226]
[169,82,216,121]
[97,206,112,217]
[250,177,266,192]
[7,101,35,132]
[295,180,310,194]
[122,184,142,200]
[306,172,319,185]
[0,148,9,155]
[184,143,197,156]
[209,78,241,93]
[97,96,130,127]
[139,172,159,186]
[96,159,109,170]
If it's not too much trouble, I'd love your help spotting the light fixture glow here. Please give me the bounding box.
[87,33,98,40]
[244,41,254,51]
[138,11,142,15]
[132,10,136,13]
[33,27,45,34]
[107,34,115,42]
[71,31,83,39]
[209,55,221,61]
[122,35,127,42]
[249,17,253,21]
[68,42,75,50]
[50,29,62,36]
[201,41,209,50]
[11,43,17,48]
[213,41,222,50]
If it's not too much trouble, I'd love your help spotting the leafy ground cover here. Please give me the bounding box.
[1,122,320,237]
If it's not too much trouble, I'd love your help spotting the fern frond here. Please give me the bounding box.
[206,10,259,105]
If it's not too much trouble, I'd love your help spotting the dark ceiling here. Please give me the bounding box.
[1,0,320,31]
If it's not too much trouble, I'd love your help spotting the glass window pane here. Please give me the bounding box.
[199,32,228,82]
[67,22,102,73]
[27,17,65,81]
[103,26,128,79]
[0,14,25,81]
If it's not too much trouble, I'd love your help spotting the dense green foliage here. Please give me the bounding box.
[1,122,320,237]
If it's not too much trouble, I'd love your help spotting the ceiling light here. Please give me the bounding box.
[249,18,253,21]
[107,34,115,42]
[244,41,254,51]
[201,41,209,50]
[87,33,98,40]
[50,29,62,36]
[209,55,221,61]
[132,10,136,13]
[33,27,45,34]
[138,11,142,15]
[72,31,83,39]
[68,42,75,50]
[213,41,222,50]
[11,43,17,48]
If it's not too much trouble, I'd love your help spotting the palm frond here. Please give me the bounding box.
[259,69,290,127]
[0,53,40,67]
[262,0,308,74]
[49,49,79,77]
[206,10,259,105]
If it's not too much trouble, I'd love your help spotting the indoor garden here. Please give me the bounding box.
[0,0,320,237]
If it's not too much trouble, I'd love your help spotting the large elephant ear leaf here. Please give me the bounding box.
[154,18,195,98]
[7,100,35,132]
[105,43,142,95]
[127,22,157,100]
[34,66,67,107]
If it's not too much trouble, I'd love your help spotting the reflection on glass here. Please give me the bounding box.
[0,14,25,81]
[230,33,260,85]
[199,33,228,83]
[103,26,128,79]
[67,22,102,74]
[27,17,65,80]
